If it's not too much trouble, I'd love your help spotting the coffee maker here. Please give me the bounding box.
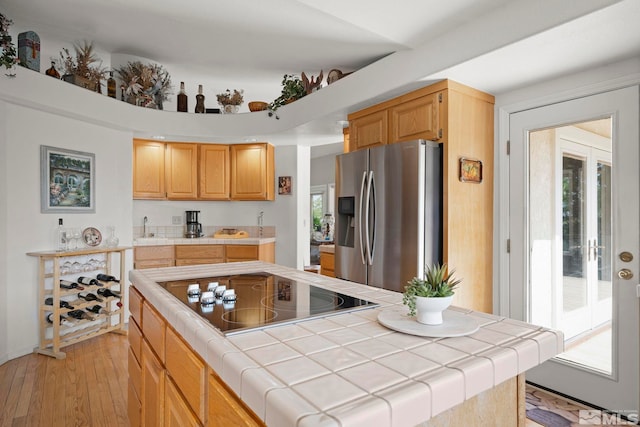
[185,210,203,238]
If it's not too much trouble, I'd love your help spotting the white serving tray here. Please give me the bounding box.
[377,309,479,337]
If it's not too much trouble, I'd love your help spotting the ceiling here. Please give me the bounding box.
[3,0,640,150]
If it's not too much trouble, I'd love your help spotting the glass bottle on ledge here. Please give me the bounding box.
[177,81,188,112]
[107,71,117,99]
[195,84,205,113]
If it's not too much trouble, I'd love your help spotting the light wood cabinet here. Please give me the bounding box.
[175,245,225,266]
[142,300,166,363]
[199,144,230,200]
[133,139,166,199]
[389,91,442,142]
[128,316,142,363]
[165,376,201,427]
[208,370,264,427]
[134,245,175,269]
[347,80,495,313]
[166,327,206,424]
[134,139,273,201]
[166,143,199,200]
[128,380,142,427]
[225,243,275,263]
[142,338,165,427]
[348,109,388,151]
[230,143,275,201]
[320,251,335,277]
[130,290,265,427]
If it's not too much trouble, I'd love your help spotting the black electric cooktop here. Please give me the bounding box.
[157,272,378,336]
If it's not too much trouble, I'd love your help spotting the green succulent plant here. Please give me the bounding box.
[402,263,461,316]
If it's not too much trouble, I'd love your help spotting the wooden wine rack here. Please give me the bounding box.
[27,246,130,359]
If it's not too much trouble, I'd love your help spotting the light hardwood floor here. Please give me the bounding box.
[0,332,128,427]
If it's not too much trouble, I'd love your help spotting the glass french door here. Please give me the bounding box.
[508,86,639,412]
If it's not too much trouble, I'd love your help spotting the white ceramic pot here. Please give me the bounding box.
[415,295,454,325]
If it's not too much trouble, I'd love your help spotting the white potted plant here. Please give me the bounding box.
[402,263,461,325]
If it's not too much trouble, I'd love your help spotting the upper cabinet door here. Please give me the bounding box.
[389,91,441,143]
[133,139,165,199]
[230,143,274,201]
[199,144,230,200]
[349,110,388,151]
[165,143,198,200]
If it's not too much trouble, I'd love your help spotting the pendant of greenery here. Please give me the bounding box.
[402,263,461,317]
[0,13,18,70]
[267,74,306,116]
[115,61,172,109]
[58,41,108,90]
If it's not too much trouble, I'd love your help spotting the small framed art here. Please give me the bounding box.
[459,157,482,183]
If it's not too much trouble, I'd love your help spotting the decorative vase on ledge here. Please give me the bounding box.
[222,104,239,114]
[62,74,98,92]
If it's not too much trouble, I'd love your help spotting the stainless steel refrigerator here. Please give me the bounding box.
[334,139,442,292]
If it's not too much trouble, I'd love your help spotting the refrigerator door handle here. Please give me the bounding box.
[358,171,367,265]
[366,170,376,265]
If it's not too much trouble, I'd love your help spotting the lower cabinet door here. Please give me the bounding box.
[128,380,141,427]
[165,377,201,427]
[142,339,165,427]
[207,371,264,427]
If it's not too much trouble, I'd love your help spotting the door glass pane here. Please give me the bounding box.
[562,155,587,315]
[529,118,613,375]
[597,162,612,302]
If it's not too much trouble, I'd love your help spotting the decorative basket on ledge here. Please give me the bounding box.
[248,101,268,112]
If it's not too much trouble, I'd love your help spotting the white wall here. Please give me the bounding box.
[0,101,8,364]
[0,104,310,360]
[311,153,338,187]
[2,102,134,360]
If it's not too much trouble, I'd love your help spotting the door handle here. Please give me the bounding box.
[366,171,375,265]
[618,269,634,280]
[619,251,634,262]
[358,171,367,265]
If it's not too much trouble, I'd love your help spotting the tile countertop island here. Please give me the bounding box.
[129,261,563,427]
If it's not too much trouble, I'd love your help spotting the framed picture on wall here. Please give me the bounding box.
[278,176,292,195]
[459,157,482,183]
[41,145,95,213]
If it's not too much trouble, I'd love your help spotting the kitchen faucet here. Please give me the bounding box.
[143,216,148,238]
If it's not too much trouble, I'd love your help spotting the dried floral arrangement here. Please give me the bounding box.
[115,60,172,109]
[0,13,18,70]
[216,89,244,106]
[58,41,108,88]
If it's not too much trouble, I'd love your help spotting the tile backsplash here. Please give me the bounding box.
[133,225,275,239]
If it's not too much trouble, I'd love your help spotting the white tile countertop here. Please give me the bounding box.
[130,262,563,426]
[318,244,335,254]
[133,237,276,246]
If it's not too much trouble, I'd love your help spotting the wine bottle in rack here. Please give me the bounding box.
[96,274,120,283]
[77,276,101,287]
[87,305,111,315]
[45,297,74,309]
[68,310,95,321]
[60,279,84,290]
[78,293,103,302]
[47,313,72,326]
[97,288,121,299]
